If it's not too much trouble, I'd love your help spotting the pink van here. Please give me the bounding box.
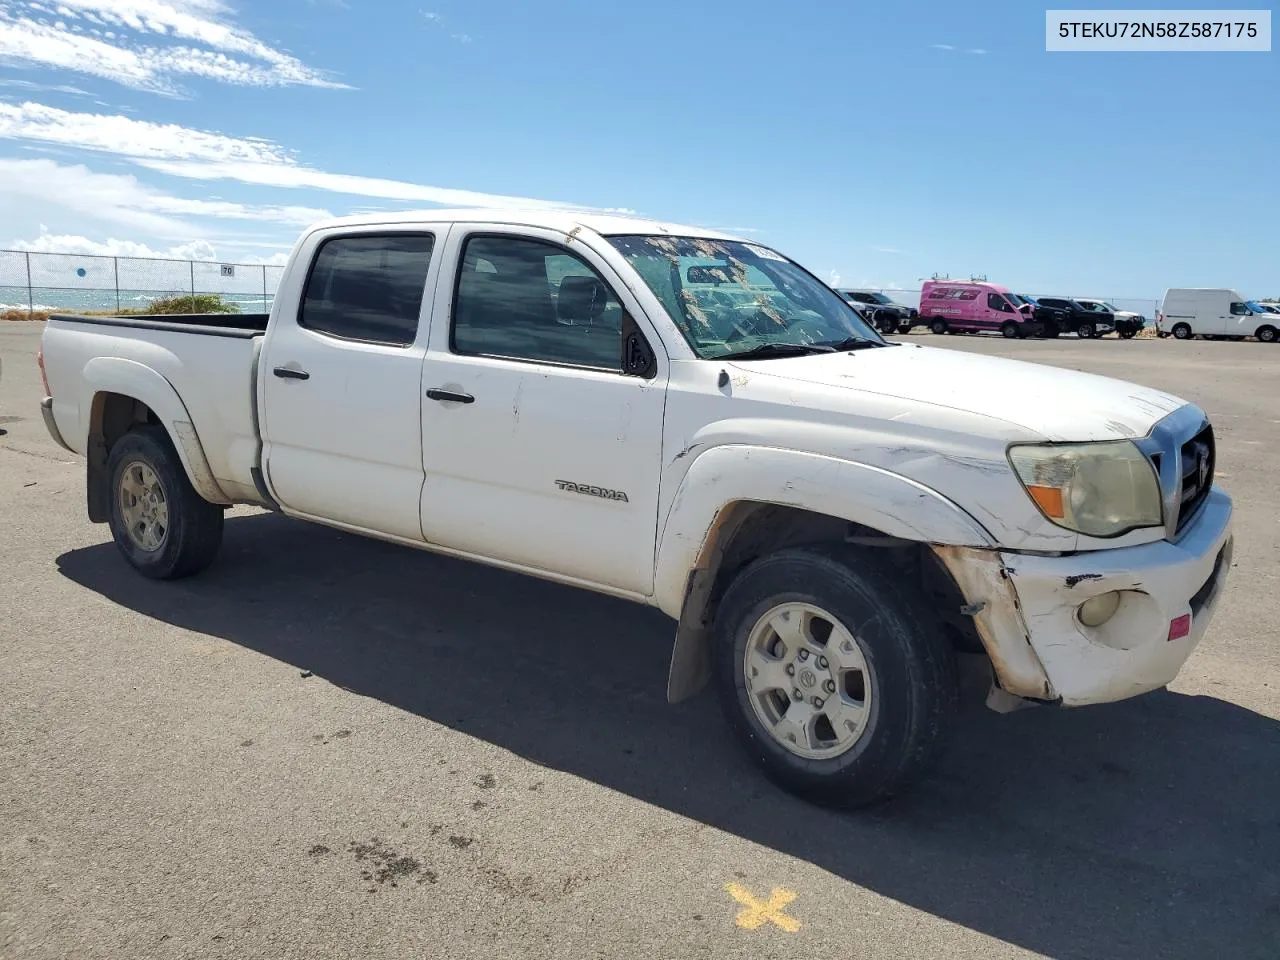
[918,280,1043,338]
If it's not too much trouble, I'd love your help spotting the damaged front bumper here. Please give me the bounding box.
[936,486,1234,707]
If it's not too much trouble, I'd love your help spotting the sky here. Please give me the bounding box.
[0,0,1276,299]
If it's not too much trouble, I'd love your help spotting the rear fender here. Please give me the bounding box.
[82,357,231,520]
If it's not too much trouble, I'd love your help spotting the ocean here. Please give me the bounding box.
[0,286,277,315]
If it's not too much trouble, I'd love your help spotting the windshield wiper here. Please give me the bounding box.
[717,342,836,360]
[823,336,889,351]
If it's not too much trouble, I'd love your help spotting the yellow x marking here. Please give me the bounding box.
[725,882,801,933]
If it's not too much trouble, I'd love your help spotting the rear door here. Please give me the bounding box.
[418,224,668,595]
[260,228,441,541]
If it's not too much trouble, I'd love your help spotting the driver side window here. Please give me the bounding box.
[451,235,628,371]
[1230,301,1250,316]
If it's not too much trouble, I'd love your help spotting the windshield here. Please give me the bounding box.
[606,235,881,359]
[867,292,893,304]
[1247,300,1274,314]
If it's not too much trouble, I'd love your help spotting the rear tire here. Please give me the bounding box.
[107,425,224,580]
[1172,323,1192,340]
[1257,325,1278,343]
[713,545,957,808]
[929,318,948,335]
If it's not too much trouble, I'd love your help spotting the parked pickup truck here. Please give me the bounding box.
[38,210,1234,808]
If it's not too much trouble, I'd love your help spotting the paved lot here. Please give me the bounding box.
[1,321,1277,960]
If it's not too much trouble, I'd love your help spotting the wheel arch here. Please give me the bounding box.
[82,357,230,521]
[655,445,998,703]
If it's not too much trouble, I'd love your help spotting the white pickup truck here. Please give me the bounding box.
[37,209,1234,807]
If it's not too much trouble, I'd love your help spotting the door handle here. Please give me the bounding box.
[426,388,475,404]
[273,366,310,381]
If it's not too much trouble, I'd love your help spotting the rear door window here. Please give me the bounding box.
[299,234,435,346]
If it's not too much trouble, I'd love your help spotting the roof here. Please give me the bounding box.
[303,207,743,241]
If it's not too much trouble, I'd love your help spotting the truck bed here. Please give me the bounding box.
[48,312,271,337]
[42,312,270,506]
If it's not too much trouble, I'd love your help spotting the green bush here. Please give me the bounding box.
[145,293,240,315]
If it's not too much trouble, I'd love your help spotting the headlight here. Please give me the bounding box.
[1008,440,1162,537]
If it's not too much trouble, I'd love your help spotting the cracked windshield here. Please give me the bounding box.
[607,235,880,359]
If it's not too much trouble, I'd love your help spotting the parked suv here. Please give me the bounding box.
[838,290,918,334]
[1076,299,1146,339]
[1011,294,1070,338]
[1034,297,1115,339]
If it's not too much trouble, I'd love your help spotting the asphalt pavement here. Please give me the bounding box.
[1,321,1277,960]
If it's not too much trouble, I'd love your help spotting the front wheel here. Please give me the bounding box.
[107,425,224,580]
[714,545,957,808]
[1119,329,1137,339]
[1257,325,1278,343]
[1001,321,1019,339]
[1076,321,1096,339]
[929,318,948,335]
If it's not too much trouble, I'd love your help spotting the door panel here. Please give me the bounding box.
[419,226,667,595]
[261,231,439,541]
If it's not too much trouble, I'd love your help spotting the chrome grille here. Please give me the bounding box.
[1177,424,1214,532]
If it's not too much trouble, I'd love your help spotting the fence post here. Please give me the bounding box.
[189,260,195,309]
[25,251,33,321]
[114,257,120,313]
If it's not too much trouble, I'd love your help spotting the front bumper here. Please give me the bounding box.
[1002,487,1233,705]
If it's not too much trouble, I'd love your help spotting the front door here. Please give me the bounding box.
[260,230,441,541]
[418,225,668,595]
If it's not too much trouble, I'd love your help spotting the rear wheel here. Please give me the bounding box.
[1076,321,1096,339]
[1256,325,1278,343]
[714,545,957,808]
[929,318,948,335]
[1172,322,1192,340]
[1000,321,1018,339]
[107,425,224,580]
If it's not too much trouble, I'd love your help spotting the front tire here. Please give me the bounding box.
[1257,325,1278,343]
[107,425,224,580]
[1001,321,1018,339]
[1076,321,1095,339]
[713,545,957,808]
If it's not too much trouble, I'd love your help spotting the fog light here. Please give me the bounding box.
[1078,591,1121,628]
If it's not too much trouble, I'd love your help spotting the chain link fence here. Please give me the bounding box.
[0,249,285,319]
[0,249,1168,324]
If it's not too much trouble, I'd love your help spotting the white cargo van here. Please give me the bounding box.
[1157,288,1278,343]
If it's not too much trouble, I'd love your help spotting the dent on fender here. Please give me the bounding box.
[931,545,1055,703]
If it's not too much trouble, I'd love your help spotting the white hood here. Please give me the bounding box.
[729,342,1187,442]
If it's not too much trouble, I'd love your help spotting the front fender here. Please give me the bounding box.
[82,356,230,507]
[652,444,996,618]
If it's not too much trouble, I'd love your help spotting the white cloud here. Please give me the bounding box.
[0,157,333,235]
[966,48,987,55]
[0,102,611,210]
[0,0,347,94]
[0,76,92,94]
[827,270,840,287]
[138,158,586,209]
[872,246,903,254]
[0,100,293,163]
[930,43,954,50]
[11,229,219,259]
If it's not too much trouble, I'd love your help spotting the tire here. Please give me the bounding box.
[107,425,224,580]
[897,324,912,335]
[1119,329,1136,339]
[1076,321,1095,339]
[1257,325,1278,343]
[1172,322,1192,340]
[1000,321,1018,339]
[1044,322,1061,338]
[713,545,957,809]
[929,318,948,335]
